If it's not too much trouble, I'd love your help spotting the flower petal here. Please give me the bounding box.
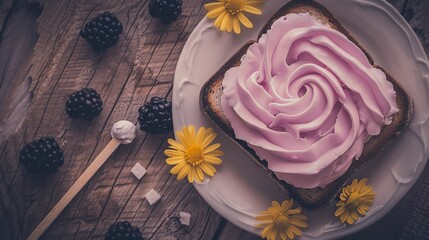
[335,206,345,217]
[290,219,308,228]
[289,225,303,236]
[204,2,225,11]
[203,143,221,154]
[351,210,359,220]
[205,149,223,157]
[177,164,190,180]
[170,161,187,174]
[357,178,368,192]
[166,156,185,165]
[241,5,262,15]
[272,201,281,210]
[282,199,293,211]
[286,228,294,239]
[176,130,190,148]
[232,17,241,34]
[270,230,278,240]
[195,173,203,183]
[340,210,349,223]
[195,127,206,146]
[351,179,358,191]
[220,12,230,31]
[258,210,272,216]
[167,138,186,152]
[345,186,351,195]
[226,16,233,32]
[358,204,369,212]
[290,214,307,221]
[203,155,222,165]
[183,126,196,145]
[255,222,270,228]
[196,166,205,181]
[164,149,184,157]
[237,12,253,28]
[200,162,216,176]
[286,208,301,215]
[207,8,225,19]
[360,187,374,196]
[267,207,278,214]
[346,215,355,224]
[201,130,217,148]
[361,198,374,205]
[357,206,367,215]
[279,231,287,240]
[187,167,196,183]
[214,12,226,27]
[261,225,273,238]
[204,127,213,136]
[255,215,273,222]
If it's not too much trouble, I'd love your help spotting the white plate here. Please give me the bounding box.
[172,0,429,239]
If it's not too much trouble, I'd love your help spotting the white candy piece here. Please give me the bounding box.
[179,211,191,226]
[110,120,136,144]
[131,163,147,180]
[145,189,161,205]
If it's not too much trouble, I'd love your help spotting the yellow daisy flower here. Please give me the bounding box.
[204,0,265,34]
[164,126,223,183]
[256,200,308,240]
[335,178,375,225]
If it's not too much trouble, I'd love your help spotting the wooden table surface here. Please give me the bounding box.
[0,0,428,239]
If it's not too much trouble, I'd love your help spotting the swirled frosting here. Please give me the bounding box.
[111,120,136,144]
[221,13,398,188]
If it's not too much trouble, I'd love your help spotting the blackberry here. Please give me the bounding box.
[138,97,172,134]
[148,0,182,24]
[105,221,143,240]
[19,137,64,174]
[80,12,123,51]
[65,88,103,121]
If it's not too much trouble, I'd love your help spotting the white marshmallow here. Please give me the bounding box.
[145,189,161,205]
[111,120,136,144]
[179,211,191,226]
[131,162,147,180]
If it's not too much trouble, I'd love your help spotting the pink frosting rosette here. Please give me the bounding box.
[221,13,398,188]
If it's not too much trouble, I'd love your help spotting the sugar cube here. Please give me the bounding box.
[145,189,161,205]
[131,162,147,180]
[179,211,191,226]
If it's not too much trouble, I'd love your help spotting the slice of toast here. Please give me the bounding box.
[200,0,414,209]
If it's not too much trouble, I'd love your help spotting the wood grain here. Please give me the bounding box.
[0,0,427,240]
[0,0,223,239]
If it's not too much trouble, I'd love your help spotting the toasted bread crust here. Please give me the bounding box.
[199,0,414,209]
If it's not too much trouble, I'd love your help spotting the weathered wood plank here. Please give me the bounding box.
[0,0,41,142]
[0,0,17,36]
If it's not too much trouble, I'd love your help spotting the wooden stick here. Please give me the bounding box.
[27,138,121,240]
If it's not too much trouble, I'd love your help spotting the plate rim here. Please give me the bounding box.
[172,0,429,239]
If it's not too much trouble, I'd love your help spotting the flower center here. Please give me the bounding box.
[346,192,361,209]
[273,213,290,228]
[185,147,203,166]
[225,0,243,15]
